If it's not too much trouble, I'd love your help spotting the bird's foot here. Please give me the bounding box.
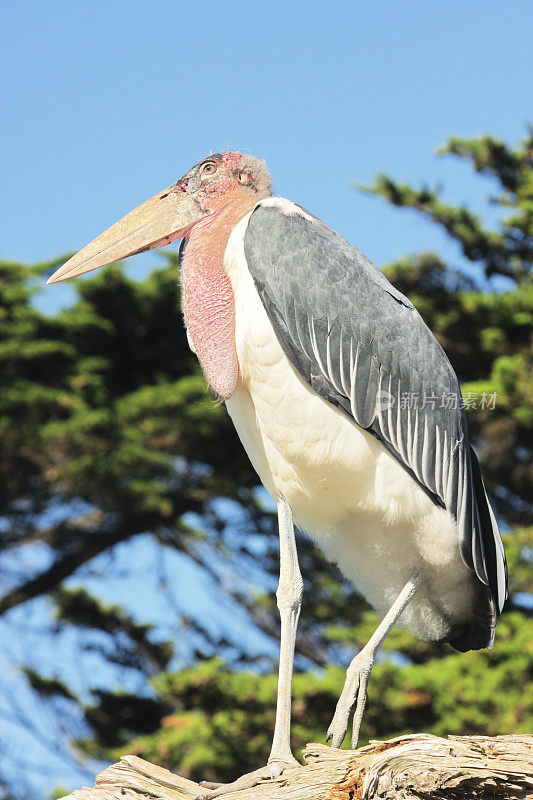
[195,754,300,799]
[326,651,374,749]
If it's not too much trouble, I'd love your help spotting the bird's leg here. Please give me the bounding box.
[327,570,420,749]
[267,497,303,775]
[196,498,302,799]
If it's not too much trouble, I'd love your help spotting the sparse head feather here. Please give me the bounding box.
[221,152,273,199]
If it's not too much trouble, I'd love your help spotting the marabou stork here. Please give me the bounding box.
[48,152,507,797]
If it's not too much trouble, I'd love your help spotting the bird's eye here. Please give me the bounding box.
[200,162,217,177]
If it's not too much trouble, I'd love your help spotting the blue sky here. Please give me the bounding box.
[2,0,532,294]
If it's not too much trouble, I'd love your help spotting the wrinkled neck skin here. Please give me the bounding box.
[180,203,251,401]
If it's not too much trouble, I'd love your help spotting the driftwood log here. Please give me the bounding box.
[62,733,532,799]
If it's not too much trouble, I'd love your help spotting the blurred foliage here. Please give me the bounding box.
[53,587,174,671]
[0,255,255,617]
[0,131,531,797]
[361,130,533,283]
[0,253,262,798]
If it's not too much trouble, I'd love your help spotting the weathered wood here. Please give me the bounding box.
[62,734,533,800]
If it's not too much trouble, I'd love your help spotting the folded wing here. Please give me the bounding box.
[244,199,507,645]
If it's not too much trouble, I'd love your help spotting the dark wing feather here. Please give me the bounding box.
[244,200,507,646]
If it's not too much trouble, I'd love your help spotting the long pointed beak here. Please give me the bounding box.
[47,187,206,284]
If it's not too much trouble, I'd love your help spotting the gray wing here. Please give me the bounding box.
[244,200,507,638]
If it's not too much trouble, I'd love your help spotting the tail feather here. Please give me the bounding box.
[469,445,508,614]
[450,446,507,653]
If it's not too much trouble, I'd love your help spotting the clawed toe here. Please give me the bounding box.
[326,718,348,749]
[269,761,286,780]
[269,754,300,778]
[327,658,372,749]
[326,687,359,747]
[194,758,298,799]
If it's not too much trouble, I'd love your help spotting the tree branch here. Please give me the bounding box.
[0,526,134,616]
[61,734,533,799]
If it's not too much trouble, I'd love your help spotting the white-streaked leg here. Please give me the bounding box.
[196,497,302,799]
[327,571,420,749]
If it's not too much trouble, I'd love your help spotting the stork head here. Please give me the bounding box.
[47,152,272,283]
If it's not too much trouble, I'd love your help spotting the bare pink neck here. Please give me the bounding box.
[180,204,250,400]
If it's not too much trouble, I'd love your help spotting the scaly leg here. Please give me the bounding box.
[267,497,303,774]
[197,497,302,799]
[327,571,420,749]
